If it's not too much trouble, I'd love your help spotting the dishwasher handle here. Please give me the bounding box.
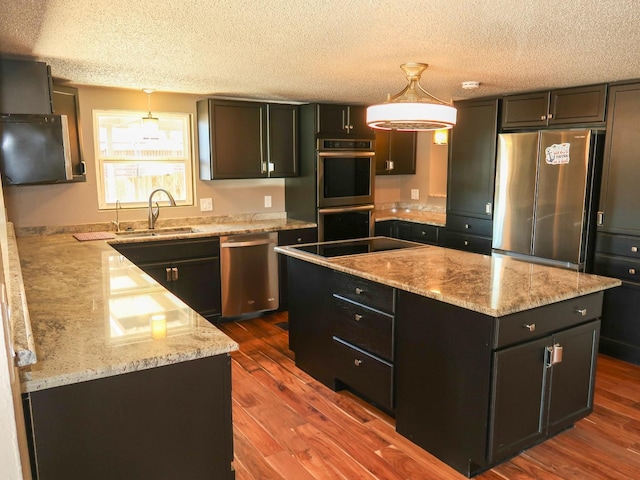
[220,238,275,248]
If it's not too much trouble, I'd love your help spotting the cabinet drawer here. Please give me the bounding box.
[494,292,603,348]
[332,272,394,314]
[278,228,317,246]
[446,215,493,236]
[410,224,439,245]
[333,296,393,361]
[442,231,493,255]
[593,253,640,283]
[114,237,220,263]
[595,233,640,259]
[332,337,393,410]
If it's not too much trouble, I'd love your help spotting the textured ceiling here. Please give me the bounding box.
[2,0,640,104]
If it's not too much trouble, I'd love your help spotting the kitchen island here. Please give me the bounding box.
[276,238,621,477]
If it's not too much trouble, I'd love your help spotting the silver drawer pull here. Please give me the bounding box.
[464,240,469,246]
[465,224,470,229]
[630,268,637,275]
[354,359,363,366]
[354,314,362,322]
[355,287,363,295]
[632,246,638,253]
[546,344,563,367]
[524,324,536,332]
[576,308,587,316]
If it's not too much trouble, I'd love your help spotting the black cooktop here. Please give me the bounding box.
[293,237,424,258]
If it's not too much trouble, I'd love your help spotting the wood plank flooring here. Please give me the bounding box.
[218,312,640,480]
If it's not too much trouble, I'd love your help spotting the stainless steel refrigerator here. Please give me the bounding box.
[492,129,603,270]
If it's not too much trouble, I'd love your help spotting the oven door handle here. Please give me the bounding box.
[318,205,374,214]
[317,151,376,158]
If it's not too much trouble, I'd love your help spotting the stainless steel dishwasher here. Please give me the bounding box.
[219,232,279,317]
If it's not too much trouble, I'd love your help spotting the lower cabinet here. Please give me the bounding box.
[288,255,604,478]
[442,214,493,254]
[112,238,222,323]
[277,227,318,311]
[23,355,234,480]
[375,220,441,246]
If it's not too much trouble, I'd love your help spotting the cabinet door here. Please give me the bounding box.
[171,257,222,321]
[277,227,318,311]
[0,59,52,114]
[489,336,549,462]
[206,100,267,179]
[546,320,599,435]
[316,104,349,136]
[549,84,607,125]
[394,221,412,240]
[501,91,550,129]
[53,85,85,179]
[597,281,640,364]
[375,131,416,175]
[268,103,298,177]
[374,220,396,237]
[348,105,374,137]
[598,83,640,235]
[447,98,499,218]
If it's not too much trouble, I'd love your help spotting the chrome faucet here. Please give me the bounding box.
[148,189,176,229]
[111,200,121,232]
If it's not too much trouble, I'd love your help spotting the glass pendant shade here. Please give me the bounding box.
[367,63,457,131]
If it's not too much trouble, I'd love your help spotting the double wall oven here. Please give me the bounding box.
[316,138,375,241]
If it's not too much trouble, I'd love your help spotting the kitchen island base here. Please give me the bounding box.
[285,254,608,477]
[23,355,234,480]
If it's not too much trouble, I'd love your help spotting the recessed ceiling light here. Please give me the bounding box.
[461,81,480,89]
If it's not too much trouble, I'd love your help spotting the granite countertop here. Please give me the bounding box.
[374,208,446,227]
[14,216,315,393]
[276,243,621,317]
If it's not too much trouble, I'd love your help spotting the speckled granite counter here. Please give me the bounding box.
[16,217,315,393]
[374,208,446,227]
[276,242,621,317]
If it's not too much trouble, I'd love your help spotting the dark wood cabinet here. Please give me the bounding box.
[376,219,441,246]
[52,85,86,181]
[598,83,640,236]
[112,238,222,323]
[197,98,298,179]
[445,98,498,254]
[592,82,640,365]
[315,103,373,137]
[0,59,53,114]
[394,290,602,477]
[24,355,234,480]
[375,130,416,175]
[501,84,607,129]
[277,227,317,311]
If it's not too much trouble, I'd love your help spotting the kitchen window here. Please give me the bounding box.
[93,110,194,209]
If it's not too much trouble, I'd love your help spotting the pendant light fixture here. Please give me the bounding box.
[366,63,457,131]
[142,88,159,126]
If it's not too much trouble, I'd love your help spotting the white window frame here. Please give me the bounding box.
[93,109,194,210]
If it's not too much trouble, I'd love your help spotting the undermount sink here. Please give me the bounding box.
[115,227,200,238]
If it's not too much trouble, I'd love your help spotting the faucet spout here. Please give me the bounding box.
[148,189,177,229]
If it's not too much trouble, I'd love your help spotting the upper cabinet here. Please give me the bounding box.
[597,82,640,235]
[52,85,86,181]
[197,98,298,180]
[375,130,416,175]
[315,104,374,137]
[0,59,53,114]
[501,84,607,129]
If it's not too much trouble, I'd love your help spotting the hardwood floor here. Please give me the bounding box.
[218,312,640,480]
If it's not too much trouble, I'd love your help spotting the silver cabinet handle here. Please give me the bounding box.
[576,308,587,316]
[464,224,470,229]
[355,287,363,295]
[632,246,638,253]
[354,359,362,366]
[597,211,604,225]
[172,267,179,281]
[524,324,536,332]
[166,267,172,282]
[464,240,469,246]
[354,314,362,321]
[630,268,636,275]
[540,115,547,120]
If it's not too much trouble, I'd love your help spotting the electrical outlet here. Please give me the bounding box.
[200,198,213,211]
[411,189,420,200]
[264,195,272,208]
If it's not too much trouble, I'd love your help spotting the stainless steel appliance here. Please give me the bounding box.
[318,204,374,242]
[220,232,279,317]
[492,129,604,270]
[317,138,375,208]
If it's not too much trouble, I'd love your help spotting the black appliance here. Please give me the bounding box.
[0,114,72,185]
[294,236,423,258]
[317,204,373,242]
